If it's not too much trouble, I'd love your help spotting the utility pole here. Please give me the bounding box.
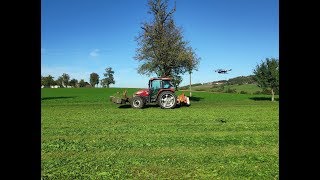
[189,72,192,97]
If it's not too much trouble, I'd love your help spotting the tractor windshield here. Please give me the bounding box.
[163,80,173,89]
[151,80,161,90]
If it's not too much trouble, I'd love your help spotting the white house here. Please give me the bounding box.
[50,85,59,88]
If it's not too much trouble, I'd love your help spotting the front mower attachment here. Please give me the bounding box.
[177,93,190,106]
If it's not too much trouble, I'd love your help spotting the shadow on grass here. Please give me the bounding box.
[118,104,163,109]
[118,104,132,108]
[41,96,76,100]
[189,96,204,101]
[249,97,279,101]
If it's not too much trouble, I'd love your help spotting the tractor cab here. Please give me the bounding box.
[148,77,175,102]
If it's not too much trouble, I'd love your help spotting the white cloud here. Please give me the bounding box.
[90,49,100,57]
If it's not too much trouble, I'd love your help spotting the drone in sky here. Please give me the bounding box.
[214,69,232,74]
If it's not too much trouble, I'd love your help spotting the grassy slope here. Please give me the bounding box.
[227,84,262,93]
[190,84,262,94]
[41,88,279,179]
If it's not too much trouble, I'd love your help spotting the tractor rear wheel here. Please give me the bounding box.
[158,91,177,109]
[131,96,145,109]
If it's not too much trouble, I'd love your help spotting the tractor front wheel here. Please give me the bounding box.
[158,91,177,109]
[131,96,145,109]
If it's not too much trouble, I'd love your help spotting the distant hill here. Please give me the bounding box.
[179,75,273,95]
[226,75,256,85]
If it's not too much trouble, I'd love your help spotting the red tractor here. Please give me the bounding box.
[110,77,190,109]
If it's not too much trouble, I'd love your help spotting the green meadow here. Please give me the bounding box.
[41,88,279,179]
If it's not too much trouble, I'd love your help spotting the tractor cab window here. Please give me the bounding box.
[151,80,161,90]
[163,80,173,89]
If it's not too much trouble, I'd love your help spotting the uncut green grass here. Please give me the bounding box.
[41,88,279,179]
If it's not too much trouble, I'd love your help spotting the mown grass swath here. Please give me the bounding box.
[41,88,279,179]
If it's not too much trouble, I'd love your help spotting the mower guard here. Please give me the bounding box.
[110,90,131,104]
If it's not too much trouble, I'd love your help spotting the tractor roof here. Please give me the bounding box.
[149,77,172,81]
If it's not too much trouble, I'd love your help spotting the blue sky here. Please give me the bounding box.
[41,0,278,88]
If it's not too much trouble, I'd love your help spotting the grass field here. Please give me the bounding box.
[41,88,279,179]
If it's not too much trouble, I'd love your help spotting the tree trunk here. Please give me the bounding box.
[189,72,192,97]
[107,84,110,88]
[271,88,274,101]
